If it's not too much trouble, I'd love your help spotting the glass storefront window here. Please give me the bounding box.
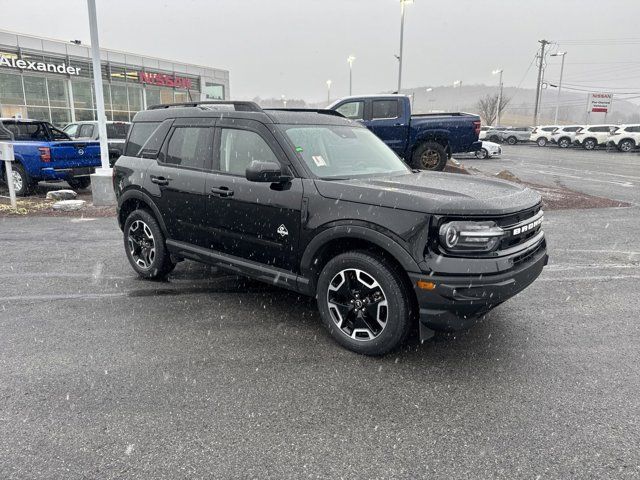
[2,105,27,119]
[145,87,161,107]
[128,85,143,112]
[23,76,48,106]
[112,111,130,122]
[27,106,51,122]
[111,84,128,111]
[47,78,69,108]
[75,109,96,121]
[102,86,112,111]
[72,79,93,109]
[203,82,224,100]
[50,108,71,127]
[160,88,174,104]
[174,91,189,103]
[0,72,25,104]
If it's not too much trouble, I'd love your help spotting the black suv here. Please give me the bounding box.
[114,101,548,356]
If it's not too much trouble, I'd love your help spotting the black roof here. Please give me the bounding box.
[134,101,356,127]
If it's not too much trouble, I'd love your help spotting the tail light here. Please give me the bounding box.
[38,147,51,162]
[473,121,481,136]
[532,128,538,134]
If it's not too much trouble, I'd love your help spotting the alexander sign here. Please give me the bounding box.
[0,54,81,75]
[138,71,192,89]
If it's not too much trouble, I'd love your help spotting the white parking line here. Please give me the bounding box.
[539,275,640,282]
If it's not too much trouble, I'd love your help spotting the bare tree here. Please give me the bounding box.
[476,93,511,125]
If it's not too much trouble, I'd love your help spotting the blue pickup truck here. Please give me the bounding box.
[0,118,101,196]
[328,95,481,171]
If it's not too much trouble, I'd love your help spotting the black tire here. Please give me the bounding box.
[583,138,596,150]
[489,135,501,143]
[67,177,91,190]
[123,209,175,279]
[474,148,489,159]
[619,139,635,152]
[316,251,414,356]
[411,141,447,171]
[506,136,518,145]
[8,163,32,197]
[536,137,547,147]
[558,137,571,148]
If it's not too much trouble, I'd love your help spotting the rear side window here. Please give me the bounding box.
[372,100,399,119]
[164,127,213,169]
[542,127,556,132]
[107,123,130,139]
[564,126,580,132]
[138,120,173,158]
[125,122,160,156]
[219,128,278,175]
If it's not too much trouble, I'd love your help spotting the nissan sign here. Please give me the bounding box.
[588,93,613,114]
[138,71,193,89]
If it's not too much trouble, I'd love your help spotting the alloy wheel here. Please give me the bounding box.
[11,170,23,193]
[326,268,388,341]
[420,149,440,169]
[620,141,633,152]
[127,220,156,269]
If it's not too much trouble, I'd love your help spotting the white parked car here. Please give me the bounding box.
[607,124,640,152]
[479,126,492,140]
[574,125,618,150]
[550,125,583,148]
[530,125,559,146]
[474,141,502,159]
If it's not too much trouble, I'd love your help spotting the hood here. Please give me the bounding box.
[314,171,541,216]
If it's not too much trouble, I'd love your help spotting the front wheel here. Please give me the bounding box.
[411,141,447,171]
[506,136,518,145]
[474,148,489,159]
[619,139,635,152]
[123,209,175,279]
[583,139,596,150]
[537,137,547,147]
[558,138,571,148]
[316,251,414,356]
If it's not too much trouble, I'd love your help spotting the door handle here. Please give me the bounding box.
[150,175,171,186]
[210,186,234,197]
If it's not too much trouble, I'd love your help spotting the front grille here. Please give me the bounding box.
[497,208,544,253]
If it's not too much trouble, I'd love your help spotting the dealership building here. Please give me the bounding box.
[0,30,230,126]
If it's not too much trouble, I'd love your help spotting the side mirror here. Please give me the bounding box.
[245,160,290,183]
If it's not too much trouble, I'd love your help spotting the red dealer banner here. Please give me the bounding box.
[588,92,613,113]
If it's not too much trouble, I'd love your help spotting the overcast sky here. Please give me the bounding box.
[2,0,640,101]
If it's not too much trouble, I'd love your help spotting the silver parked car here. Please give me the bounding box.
[500,127,533,145]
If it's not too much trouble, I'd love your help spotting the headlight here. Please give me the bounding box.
[438,220,504,252]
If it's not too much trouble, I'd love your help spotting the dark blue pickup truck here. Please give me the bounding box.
[0,119,101,195]
[328,95,481,171]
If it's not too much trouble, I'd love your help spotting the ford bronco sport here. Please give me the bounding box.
[114,101,548,356]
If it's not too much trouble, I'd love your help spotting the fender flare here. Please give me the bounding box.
[118,188,168,235]
[300,224,422,280]
[410,130,451,157]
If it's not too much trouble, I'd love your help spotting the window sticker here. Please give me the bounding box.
[312,155,327,167]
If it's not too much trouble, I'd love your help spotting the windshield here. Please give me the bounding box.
[281,124,410,179]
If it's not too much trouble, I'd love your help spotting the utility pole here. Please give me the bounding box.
[347,55,356,96]
[493,69,503,126]
[397,0,413,92]
[551,51,566,124]
[326,79,332,104]
[533,39,549,126]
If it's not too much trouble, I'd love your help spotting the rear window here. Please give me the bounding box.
[107,123,130,139]
[125,122,160,156]
[1,121,49,141]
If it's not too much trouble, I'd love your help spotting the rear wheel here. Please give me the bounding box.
[411,141,447,171]
[506,136,517,145]
[123,209,175,279]
[583,138,597,150]
[558,138,571,148]
[489,135,501,143]
[619,139,635,152]
[536,137,547,147]
[67,177,91,190]
[8,164,32,197]
[316,251,413,356]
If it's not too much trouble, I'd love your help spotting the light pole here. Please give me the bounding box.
[492,68,503,126]
[281,95,287,108]
[550,51,566,124]
[397,0,413,93]
[453,80,462,111]
[326,79,332,104]
[424,87,432,111]
[347,55,356,95]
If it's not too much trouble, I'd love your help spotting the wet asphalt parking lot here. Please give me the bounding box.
[1,146,639,479]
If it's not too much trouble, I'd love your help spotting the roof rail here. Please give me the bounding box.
[265,108,345,118]
[147,101,263,112]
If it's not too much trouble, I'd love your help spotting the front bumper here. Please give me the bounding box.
[408,241,548,333]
